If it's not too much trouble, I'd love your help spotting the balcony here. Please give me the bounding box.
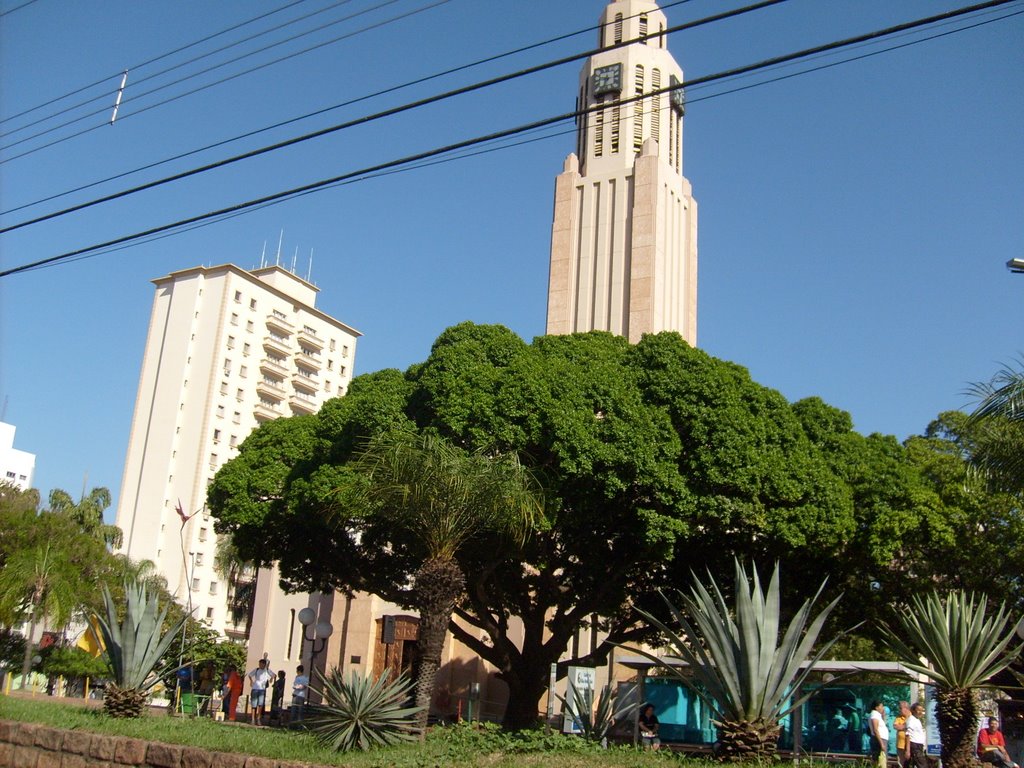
[266,311,294,335]
[260,357,288,377]
[263,335,291,357]
[289,393,317,414]
[295,348,321,370]
[297,326,324,349]
[254,401,280,421]
[293,372,318,393]
[256,377,286,398]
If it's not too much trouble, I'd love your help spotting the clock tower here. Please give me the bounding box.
[545,0,698,344]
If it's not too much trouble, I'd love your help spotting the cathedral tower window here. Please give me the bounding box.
[611,104,621,153]
[652,69,662,145]
[634,66,645,154]
[614,13,623,44]
[639,14,648,41]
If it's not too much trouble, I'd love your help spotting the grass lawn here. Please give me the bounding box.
[0,695,700,767]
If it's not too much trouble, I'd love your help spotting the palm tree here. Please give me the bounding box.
[626,561,844,761]
[214,534,258,637]
[48,487,123,549]
[351,430,545,733]
[881,590,1022,768]
[967,361,1024,494]
[0,537,83,689]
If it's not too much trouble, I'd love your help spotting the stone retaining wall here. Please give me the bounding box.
[0,719,324,768]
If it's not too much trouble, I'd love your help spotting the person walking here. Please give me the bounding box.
[906,702,929,768]
[247,658,274,726]
[869,700,890,768]
[222,665,243,722]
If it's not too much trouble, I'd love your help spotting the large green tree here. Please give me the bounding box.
[208,325,964,728]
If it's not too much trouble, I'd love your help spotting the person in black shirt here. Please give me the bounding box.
[639,704,661,750]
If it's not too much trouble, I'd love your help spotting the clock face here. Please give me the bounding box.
[670,75,685,115]
[592,64,623,97]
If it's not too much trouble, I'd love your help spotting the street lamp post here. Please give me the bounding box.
[297,608,333,704]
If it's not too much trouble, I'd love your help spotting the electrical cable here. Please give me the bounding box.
[0,0,789,232]
[0,0,360,137]
[0,0,311,127]
[0,0,40,18]
[2,0,1015,279]
[0,0,443,153]
[20,5,1018,277]
[0,0,696,217]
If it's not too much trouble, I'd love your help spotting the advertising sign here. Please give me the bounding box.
[924,685,942,756]
[562,666,596,734]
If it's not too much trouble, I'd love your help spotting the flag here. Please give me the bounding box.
[76,616,105,657]
[176,499,188,524]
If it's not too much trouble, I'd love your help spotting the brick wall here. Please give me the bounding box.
[0,719,324,768]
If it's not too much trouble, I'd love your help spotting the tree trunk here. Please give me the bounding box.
[412,558,465,735]
[716,717,781,761]
[500,669,552,731]
[937,686,979,768]
[19,609,37,690]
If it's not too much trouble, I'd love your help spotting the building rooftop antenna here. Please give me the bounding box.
[259,240,267,269]
[306,248,314,283]
[275,230,284,267]
[291,246,298,274]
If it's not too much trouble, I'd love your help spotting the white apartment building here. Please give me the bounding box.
[115,263,360,638]
[0,421,35,491]
[546,0,698,345]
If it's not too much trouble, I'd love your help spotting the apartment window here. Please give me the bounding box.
[246,320,254,332]
[239,365,248,378]
[213,429,221,442]
[337,384,345,395]
[220,381,228,395]
[340,365,346,376]
[209,581,219,596]
[195,552,204,566]
[329,339,336,351]
[232,411,241,424]
[236,388,244,401]
[192,578,200,591]
[194,312,199,319]
[234,290,242,302]
[206,607,214,619]
[183,379,188,388]
[209,453,218,469]
[342,345,349,358]
[199,527,208,542]
[223,358,232,375]
[229,435,238,448]
[217,405,225,418]
[6,471,15,479]
[243,342,250,356]
[327,359,334,371]
[227,336,235,349]
[250,298,257,310]
[231,313,239,326]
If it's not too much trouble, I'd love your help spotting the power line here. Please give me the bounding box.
[0,0,443,154]
[0,0,310,126]
[2,0,1015,280]
[0,0,788,233]
[15,5,1020,278]
[1,0,696,217]
[0,0,40,18]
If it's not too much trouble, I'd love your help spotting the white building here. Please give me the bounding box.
[546,0,698,345]
[115,263,360,638]
[0,421,35,491]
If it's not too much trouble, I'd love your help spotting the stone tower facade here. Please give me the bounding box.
[546,0,698,344]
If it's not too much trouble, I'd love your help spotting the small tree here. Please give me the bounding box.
[881,590,1022,768]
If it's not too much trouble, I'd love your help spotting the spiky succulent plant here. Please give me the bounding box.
[94,580,187,718]
[626,560,843,761]
[306,669,422,751]
[558,682,636,743]
[881,590,1022,768]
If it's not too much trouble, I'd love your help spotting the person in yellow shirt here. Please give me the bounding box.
[893,701,911,767]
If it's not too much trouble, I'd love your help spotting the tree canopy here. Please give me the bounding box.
[209,324,1019,728]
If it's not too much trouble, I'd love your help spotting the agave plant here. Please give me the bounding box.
[557,682,636,744]
[880,590,1022,768]
[94,580,187,718]
[626,560,843,761]
[306,668,422,751]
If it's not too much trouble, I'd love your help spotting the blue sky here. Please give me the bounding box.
[1,0,1022,519]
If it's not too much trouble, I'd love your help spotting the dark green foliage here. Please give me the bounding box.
[208,323,1015,729]
[306,669,422,751]
[40,645,110,680]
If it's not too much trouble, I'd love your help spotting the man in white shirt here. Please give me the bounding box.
[905,702,928,768]
[247,658,274,726]
[869,700,890,768]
